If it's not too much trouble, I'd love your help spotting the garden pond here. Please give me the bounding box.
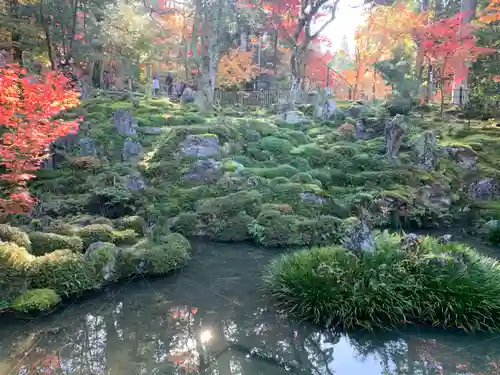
[1,238,500,375]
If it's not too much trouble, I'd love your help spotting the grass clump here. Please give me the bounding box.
[11,289,61,313]
[263,232,500,332]
[28,232,84,255]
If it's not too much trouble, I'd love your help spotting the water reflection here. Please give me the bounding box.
[1,241,500,375]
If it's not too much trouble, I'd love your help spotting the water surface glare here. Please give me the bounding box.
[1,241,500,375]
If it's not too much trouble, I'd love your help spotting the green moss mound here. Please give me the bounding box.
[29,232,84,255]
[11,288,61,313]
[0,243,33,305]
[0,224,31,250]
[29,250,100,296]
[118,233,191,277]
[263,232,500,332]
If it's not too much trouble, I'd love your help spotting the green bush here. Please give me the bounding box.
[171,212,199,236]
[118,234,190,277]
[11,289,61,313]
[0,224,31,250]
[29,250,100,296]
[115,215,146,235]
[246,165,299,179]
[263,232,500,332]
[197,190,262,217]
[78,224,114,248]
[206,213,253,242]
[112,229,139,245]
[29,232,84,255]
[259,136,294,155]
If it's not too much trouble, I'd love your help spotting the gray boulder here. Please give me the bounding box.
[343,219,375,254]
[184,159,222,182]
[181,134,220,158]
[468,178,499,200]
[113,109,138,136]
[445,146,477,171]
[384,114,407,160]
[122,138,142,162]
[414,131,439,170]
[126,173,146,192]
[280,110,306,125]
[300,192,327,205]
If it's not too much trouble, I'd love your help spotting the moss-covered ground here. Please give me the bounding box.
[1,93,499,319]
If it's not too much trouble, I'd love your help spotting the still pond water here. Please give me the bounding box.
[1,240,500,375]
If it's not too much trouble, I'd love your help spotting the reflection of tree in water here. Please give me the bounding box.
[2,287,500,375]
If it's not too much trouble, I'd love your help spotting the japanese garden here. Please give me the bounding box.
[0,0,500,373]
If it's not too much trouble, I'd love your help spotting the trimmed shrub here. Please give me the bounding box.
[115,216,146,235]
[171,212,199,236]
[118,234,191,277]
[29,232,84,255]
[206,213,253,242]
[11,289,61,313]
[246,165,299,179]
[78,224,114,248]
[112,229,139,245]
[0,224,31,250]
[259,136,294,155]
[197,190,262,217]
[264,232,500,332]
[29,250,100,296]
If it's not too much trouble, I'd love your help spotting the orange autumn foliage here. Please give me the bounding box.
[479,0,500,24]
[0,65,80,214]
[217,49,259,87]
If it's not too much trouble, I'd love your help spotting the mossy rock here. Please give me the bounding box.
[115,216,146,235]
[112,229,139,245]
[206,213,253,242]
[11,288,61,314]
[118,234,191,277]
[78,224,115,248]
[0,243,33,303]
[29,250,100,296]
[28,232,84,255]
[0,224,31,251]
[197,190,262,217]
[258,136,294,155]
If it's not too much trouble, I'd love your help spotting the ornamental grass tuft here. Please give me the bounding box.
[263,232,500,332]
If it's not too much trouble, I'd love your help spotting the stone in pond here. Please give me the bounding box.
[122,138,142,162]
[438,234,452,244]
[184,159,222,182]
[181,134,220,158]
[85,242,120,281]
[113,109,138,136]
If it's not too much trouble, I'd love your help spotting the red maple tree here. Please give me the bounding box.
[0,65,81,214]
[415,12,495,110]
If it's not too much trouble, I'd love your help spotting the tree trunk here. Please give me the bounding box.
[415,0,429,83]
[451,0,477,105]
[40,0,55,70]
[288,47,303,107]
